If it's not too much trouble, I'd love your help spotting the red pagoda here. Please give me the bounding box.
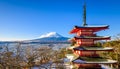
[67,3,117,69]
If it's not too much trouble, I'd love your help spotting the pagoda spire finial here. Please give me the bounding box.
[83,1,87,26]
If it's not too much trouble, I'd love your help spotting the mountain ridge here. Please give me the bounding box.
[31,32,69,42]
[0,32,70,43]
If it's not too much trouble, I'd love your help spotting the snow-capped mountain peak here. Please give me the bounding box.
[39,32,62,38]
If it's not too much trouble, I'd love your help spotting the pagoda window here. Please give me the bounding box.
[81,39,93,42]
[76,30,94,36]
[74,50,96,56]
[76,30,81,36]
[82,51,95,56]
[81,29,93,32]
[76,39,94,45]
[74,50,81,55]
[81,31,93,35]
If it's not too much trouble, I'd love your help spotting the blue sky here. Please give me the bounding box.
[0,0,120,41]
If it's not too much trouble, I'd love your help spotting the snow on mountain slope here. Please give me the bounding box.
[39,32,63,38]
[31,32,69,42]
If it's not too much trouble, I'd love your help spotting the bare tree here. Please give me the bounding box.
[0,43,67,69]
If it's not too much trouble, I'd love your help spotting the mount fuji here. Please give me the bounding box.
[30,32,69,43]
[39,32,63,38]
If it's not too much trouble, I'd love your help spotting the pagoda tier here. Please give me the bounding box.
[72,56,117,69]
[71,36,110,46]
[70,25,109,34]
[74,49,111,57]
[72,57,117,64]
[72,58,117,69]
[68,46,113,57]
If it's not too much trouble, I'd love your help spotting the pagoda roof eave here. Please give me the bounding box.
[75,25,109,28]
[72,46,113,51]
[72,59,117,64]
[69,25,109,34]
[74,36,110,40]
